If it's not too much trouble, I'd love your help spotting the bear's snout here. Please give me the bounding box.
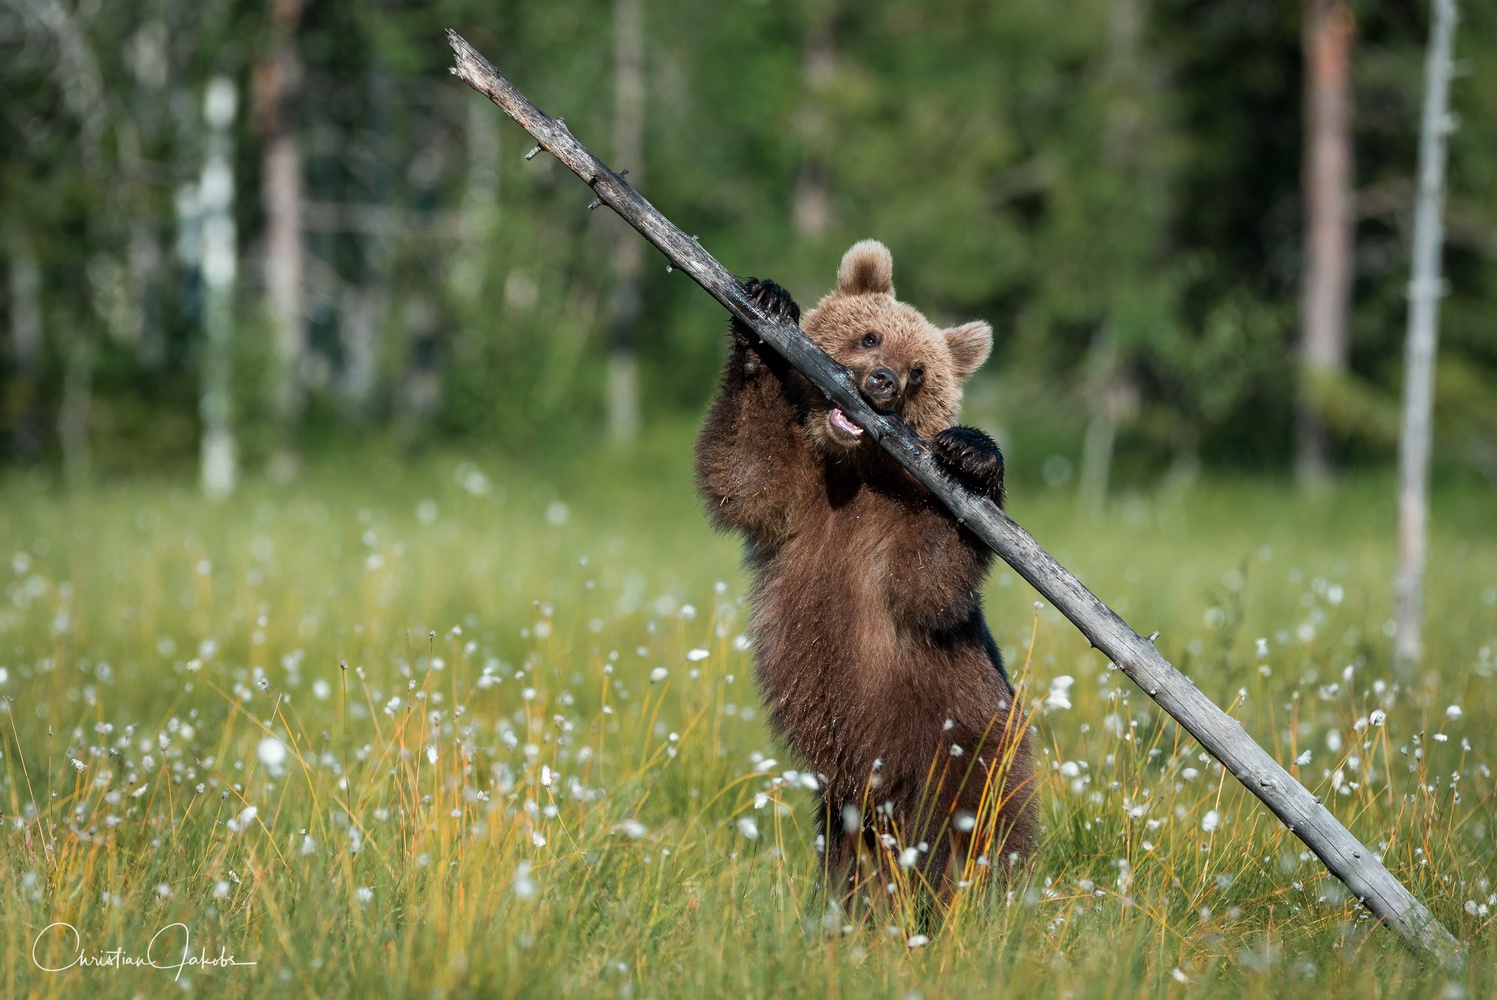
[863,366,901,409]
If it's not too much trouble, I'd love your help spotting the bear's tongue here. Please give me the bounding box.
[829,408,863,438]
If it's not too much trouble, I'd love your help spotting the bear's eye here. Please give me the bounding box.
[860,332,880,349]
[908,363,925,389]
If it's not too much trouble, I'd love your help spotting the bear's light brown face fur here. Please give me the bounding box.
[800,240,992,452]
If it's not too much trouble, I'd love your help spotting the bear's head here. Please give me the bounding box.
[800,239,992,452]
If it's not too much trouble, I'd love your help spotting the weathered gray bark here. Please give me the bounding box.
[1395,0,1460,671]
[446,30,1462,967]
[1297,0,1356,487]
[606,0,645,444]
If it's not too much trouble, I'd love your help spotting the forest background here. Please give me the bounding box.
[3,0,1494,493]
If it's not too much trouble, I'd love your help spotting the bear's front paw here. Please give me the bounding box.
[931,426,1005,503]
[732,278,801,346]
[747,277,801,327]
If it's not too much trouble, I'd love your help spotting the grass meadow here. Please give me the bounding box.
[1,426,1494,998]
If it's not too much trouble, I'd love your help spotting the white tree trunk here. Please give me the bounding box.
[606,0,645,444]
[1297,0,1356,487]
[1394,0,1459,670]
[200,76,239,500]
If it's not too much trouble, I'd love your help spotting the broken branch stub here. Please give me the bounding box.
[444,29,1461,967]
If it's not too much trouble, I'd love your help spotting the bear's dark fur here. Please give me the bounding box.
[695,240,1039,900]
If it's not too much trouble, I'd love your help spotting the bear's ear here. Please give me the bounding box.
[944,321,993,379]
[836,240,894,296]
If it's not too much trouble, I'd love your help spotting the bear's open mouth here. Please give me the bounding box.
[827,407,864,441]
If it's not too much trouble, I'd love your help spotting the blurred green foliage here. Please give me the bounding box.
[0,0,1494,482]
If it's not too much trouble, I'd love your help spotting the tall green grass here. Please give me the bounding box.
[1,432,1493,998]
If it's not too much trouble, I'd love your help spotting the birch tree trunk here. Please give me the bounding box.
[254,0,307,436]
[200,77,239,500]
[1296,0,1356,487]
[606,0,645,444]
[1394,0,1459,671]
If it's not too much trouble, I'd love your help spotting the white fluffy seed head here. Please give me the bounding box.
[258,737,287,768]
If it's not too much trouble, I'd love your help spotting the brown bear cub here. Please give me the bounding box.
[695,240,1039,902]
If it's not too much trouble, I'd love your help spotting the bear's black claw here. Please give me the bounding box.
[931,426,1005,503]
[748,278,801,325]
[733,278,801,344]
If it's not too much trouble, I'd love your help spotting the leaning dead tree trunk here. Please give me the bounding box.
[1395,0,1460,671]
[446,30,1461,967]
